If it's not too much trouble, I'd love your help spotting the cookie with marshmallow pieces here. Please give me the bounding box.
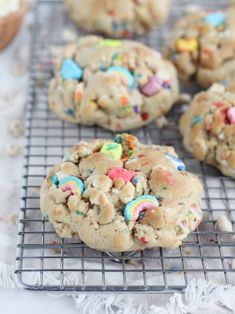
[40,134,203,252]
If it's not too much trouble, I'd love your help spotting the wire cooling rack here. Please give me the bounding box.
[15,0,235,292]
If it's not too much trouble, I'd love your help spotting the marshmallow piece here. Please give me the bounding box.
[100,142,123,160]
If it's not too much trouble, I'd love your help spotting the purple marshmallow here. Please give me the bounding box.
[140,76,162,97]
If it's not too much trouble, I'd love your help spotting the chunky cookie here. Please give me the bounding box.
[64,0,171,38]
[49,36,179,131]
[180,83,235,178]
[165,8,235,87]
[40,134,203,252]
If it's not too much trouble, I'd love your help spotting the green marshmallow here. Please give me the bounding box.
[100,142,123,160]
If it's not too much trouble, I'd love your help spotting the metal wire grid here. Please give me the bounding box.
[15,0,235,292]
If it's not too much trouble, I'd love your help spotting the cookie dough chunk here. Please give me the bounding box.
[180,83,235,178]
[49,36,179,131]
[64,0,171,38]
[40,134,203,252]
[165,8,235,87]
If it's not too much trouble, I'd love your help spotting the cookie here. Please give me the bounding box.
[49,36,179,131]
[40,134,203,252]
[165,8,235,87]
[64,0,171,38]
[180,83,235,178]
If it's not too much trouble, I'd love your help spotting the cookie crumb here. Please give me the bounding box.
[11,64,27,76]
[177,93,192,105]
[228,259,235,269]
[8,120,24,137]
[155,116,169,128]
[185,4,201,13]
[216,215,233,232]
[6,144,23,157]
[9,214,18,225]
[51,240,61,254]
[62,29,77,41]
[126,259,140,266]
[209,83,225,94]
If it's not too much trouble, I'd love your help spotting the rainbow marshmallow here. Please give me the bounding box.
[124,195,159,222]
[59,176,84,196]
[107,66,135,88]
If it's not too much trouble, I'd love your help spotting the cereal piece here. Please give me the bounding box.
[139,207,165,229]
[92,175,113,192]
[119,181,135,204]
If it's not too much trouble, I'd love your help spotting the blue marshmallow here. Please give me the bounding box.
[166,153,186,171]
[61,59,83,80]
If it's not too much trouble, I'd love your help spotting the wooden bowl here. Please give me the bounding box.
[0,0,27,50]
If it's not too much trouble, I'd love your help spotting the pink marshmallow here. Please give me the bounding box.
[108,167,136,182]
[227,107,235,124]
[140,76,162,97]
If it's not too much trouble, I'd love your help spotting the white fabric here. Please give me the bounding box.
[0,3,235,314]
